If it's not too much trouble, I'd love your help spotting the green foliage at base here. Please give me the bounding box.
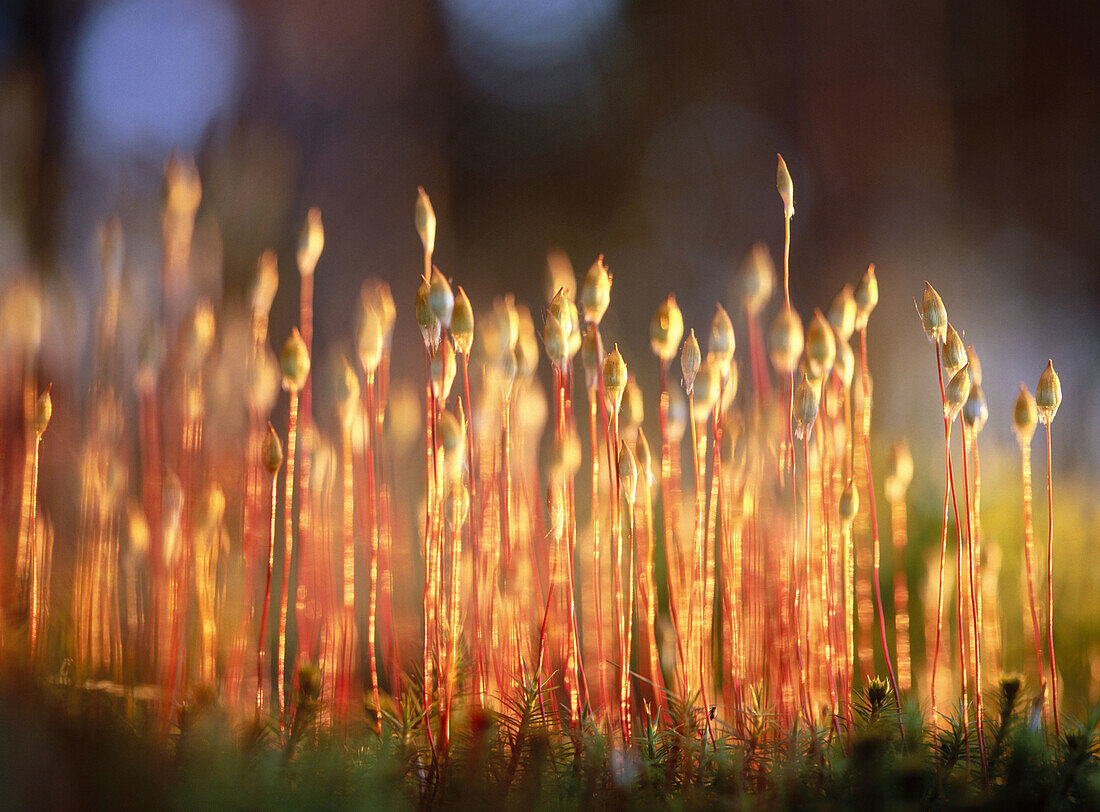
[1,672,1098,810]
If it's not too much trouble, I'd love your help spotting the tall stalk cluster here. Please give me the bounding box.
[0,154,1070,764]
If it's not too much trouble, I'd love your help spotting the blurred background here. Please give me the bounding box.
[1,0,1099,698]
[1,0,1097,457]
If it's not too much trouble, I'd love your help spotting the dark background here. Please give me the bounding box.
[1,0,1098,469]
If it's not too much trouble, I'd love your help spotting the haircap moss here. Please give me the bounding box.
[962,382,988,433]
[1035,359,1062,424]
[944,364,971,423]
[776,153,794,219]
[356,304,385,374]
[768,308,804,374]
[415,186,436,256]
[826,285,856,343]
[428,267,455,330]
[581,255,611,326]
[361,278,396,344]
[708,303,735,370]
[451,286,474,355]
[680,328,701,395]
[543,308,569,369]
[415,277,440,349]
[251,250,279,326]
[806,309,837,379]
[650,295,684,362]
[280,327,311,393]
[853,264,878,330]
[548,287,572,336]
[247,348,279,415]
[737,243,775,316]
[1013,384,1038,445]
[919,282,948,345]
[793,374,819,439]
[34,384,52,437]
[262,423,284,475]
[942,324,966,378]
[884,440,913,503]
[297,207,324,277]
[603,343,628,412]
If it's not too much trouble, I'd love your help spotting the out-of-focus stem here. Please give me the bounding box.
[621,500,636,742]
[858,327,901,727]
[277,390,300,728]
[257,465,278,714]
[27,433,42,661]
[930,344,950,725]
[1045,422,1060,738]
[364,370,382,734]
[1020,440,1046,717]
[960,425,988,780]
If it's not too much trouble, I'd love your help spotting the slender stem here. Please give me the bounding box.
[28,437,41,662]
[460,351,482,707]
[257,470,278,714]
[930,344,950,725]
[703,402,722,716]
[656,360,684,700]
[639,479,667,716]
[952,454,970,777]
[858,327,901,726]
[781,212,796,492]
[1020,440,1047,715]
[688,397,701,688]
[556,367,580,727]
[1045,422,1060,738]
[422,346,438,758]
[817,409,841,724]
[960,425,988,780]
[363,371,382,733]
[782,216,791,312]
[798,433,815,726]
[339,422,355,724]
[844,514,855,723]
[277,390,300,728]
[297,272,316,666]
[622,501,636,742]
[686,399,715,744]
[16,375,35,605]
[744,310,771,408]
[889,496,911,694]
[589,388,609,715]
[442,467,464,751]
